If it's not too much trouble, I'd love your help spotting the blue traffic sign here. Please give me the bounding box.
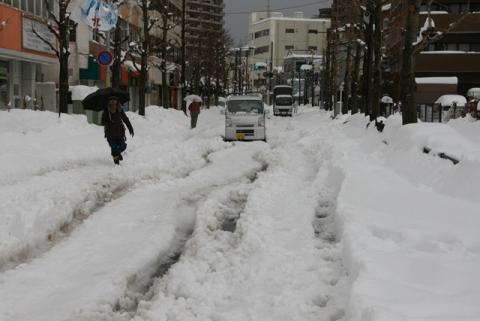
[97,51,113,66]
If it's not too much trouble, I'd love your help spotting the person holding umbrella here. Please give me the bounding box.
[101,96,134,164]
[184,95,202,129]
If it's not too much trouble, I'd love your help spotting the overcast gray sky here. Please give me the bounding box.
[224,0,332,45]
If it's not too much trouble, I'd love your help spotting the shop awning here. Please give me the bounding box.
[0,48,57,65]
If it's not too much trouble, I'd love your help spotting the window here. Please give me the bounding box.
[254,29,269,39]
[449,4,459,13]
[34,0,42,16]
[285,45,294,50]
[458,43,469,51]
[470,43,480,52]
[447,43,457,51]
[459,3,469,13]
[69,21,76,42]
[308,29,318,34]
[308,46,317,51]
[285,28,295,33]
[27,0,34,13]
[254,45,269,55]
[227,100,264,114]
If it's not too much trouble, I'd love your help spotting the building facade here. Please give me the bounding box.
[1,0,183,112]
[247,12,330,94]
[0,1,57,109]
[185,0,224,49]
[386,0,480,102]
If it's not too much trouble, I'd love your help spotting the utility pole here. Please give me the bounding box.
[269,41,273,104]
[181,0,186,112]
[233,49,239,94]
[239,47,243,94]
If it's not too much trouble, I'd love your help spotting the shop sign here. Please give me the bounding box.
[22,17,56,54]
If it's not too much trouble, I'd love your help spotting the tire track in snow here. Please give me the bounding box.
[0,176,132,272]
[0,145,222,273]
[69,159,268,321]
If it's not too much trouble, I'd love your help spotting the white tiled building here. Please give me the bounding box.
[247,11,330,91]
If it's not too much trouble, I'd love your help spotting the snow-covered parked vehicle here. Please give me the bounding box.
[434,94,467,122]
[224,95,266,142]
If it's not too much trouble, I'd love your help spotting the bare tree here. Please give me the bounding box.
[128,0,160,116]
[400,0,470,125]
[111,13,130,89]
[151,0,180,109]
[34,0,72,115]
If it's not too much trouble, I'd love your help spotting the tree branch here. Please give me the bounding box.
[413,6,471,55]
[44,0,60,27]
[32,27,59,57]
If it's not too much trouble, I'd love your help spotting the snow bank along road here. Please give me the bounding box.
[1,106,479,321]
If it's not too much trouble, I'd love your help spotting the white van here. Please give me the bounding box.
[224,95,266,142]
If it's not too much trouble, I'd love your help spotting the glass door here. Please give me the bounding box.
[0,61,9,109]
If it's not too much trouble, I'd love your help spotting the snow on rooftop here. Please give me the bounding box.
[435,94,467,107]
[416,77,458,85]
[253,16,330,26]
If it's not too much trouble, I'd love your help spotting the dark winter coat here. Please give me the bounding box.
[101,108,134,139]
[189,101,201,114]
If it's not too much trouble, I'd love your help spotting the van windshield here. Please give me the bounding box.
[227,100,264,113]
[276,97,292,106]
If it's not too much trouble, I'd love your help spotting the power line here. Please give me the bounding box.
[225,0,331,15]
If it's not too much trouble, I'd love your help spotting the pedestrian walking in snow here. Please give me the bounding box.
[101,97,134,165]
[188,100,201,129]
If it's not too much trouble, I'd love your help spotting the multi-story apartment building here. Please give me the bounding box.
[386,0,480,103]
[185,0,224,50]
[248,11,330,92]
[329,0,480,107]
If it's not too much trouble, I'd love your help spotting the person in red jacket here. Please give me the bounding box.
[188,100,201,129]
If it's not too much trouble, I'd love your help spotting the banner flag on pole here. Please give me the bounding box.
[70,0,118,31]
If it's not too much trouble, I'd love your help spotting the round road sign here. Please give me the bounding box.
[97,51,113,66]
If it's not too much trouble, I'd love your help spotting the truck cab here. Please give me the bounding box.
[224,95,266,142]
[273,85,294,117]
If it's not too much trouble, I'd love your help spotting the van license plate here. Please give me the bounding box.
[235,133,245,140]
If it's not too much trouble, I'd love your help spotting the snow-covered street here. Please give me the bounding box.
[1,106,479,321]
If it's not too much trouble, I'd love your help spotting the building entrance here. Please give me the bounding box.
[0,60,9,109]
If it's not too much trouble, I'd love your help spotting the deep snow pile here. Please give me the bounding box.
[334,113,480,321]
[1,106,479,321]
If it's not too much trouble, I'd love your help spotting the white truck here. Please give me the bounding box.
[224,95,267,142]
[273,85,294,117]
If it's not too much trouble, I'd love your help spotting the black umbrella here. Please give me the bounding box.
[82,87,130,112]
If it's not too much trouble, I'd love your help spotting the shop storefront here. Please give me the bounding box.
[0,3,57,109]
[0,60,8,108]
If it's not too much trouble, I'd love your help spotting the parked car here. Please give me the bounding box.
[224,95,267,142]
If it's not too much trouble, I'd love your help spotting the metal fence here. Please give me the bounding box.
[416,104,467,123]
